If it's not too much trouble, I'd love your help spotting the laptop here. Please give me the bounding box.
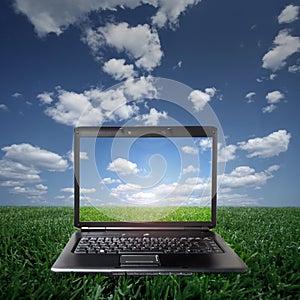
[51,126,247,275]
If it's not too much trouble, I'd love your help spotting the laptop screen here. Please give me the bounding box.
[75,127,216,225]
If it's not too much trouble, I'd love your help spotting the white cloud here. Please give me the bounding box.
[45,89,94,126]
[110,177,210,206]
[239,130,291,158]
[103,58,135,80]
[181,145,198,155]
[262,29,300,72]
[61,187,96,194]
[13,0,137,37]
[220,165,279,191]
[269,74,277,80]
[40,77,157,126]
[278,4,299,24]
[151,0,201,28]
[175,60,182,68]
[134,108,168,125]
[218,144,237,163]
[14,1,201,37]
[0,159,41,186]
[67,150,88,163]
[188,87,216,111]
[37,92,53,104]
[266,91,284,104]
[217,191,259,206]
[0,143,68,199]
[0,104,8,111]
[2,143,68,172]
[262,90,284,113]
[12,92,22,98]
[89,88,137,121]
[245,92,256,103]
[123,76,158,100]
[107,157,140,175]
[36,184,48,191]
[182,165,199,175]
[262,104,277,113]
[288,64,300,73]
[204,87,216,97]
[100,177,121,185]
[11,184,48,199]
[84,22,163,71]
[199,139,212,152]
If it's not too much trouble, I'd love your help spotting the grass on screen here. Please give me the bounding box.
[80,206,211,222]
[0,206,299,299]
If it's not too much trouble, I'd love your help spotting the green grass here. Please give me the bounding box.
[80,206,211,222]
[0,206,299,299]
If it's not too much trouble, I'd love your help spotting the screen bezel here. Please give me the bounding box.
[74,126,217,229]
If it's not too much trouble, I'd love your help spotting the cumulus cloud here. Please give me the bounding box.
[2,143,68,172]
[13,0,133,37]
[103,58,135,80]
[220,165,279,191]
[11,184,48,199]
[83,22,163,71]
[100,177,121,185]
[266,91,285,104]
[288,64,300,73]
[0,159,41,186]
[181,145,198,155]
[61,187,96,194]
[14,0,201,37]
[182,165,199,175]
[45,89,94,126]
[134,108,168,125]
[12,92,22,98]
[151,0,201,28]
[39,76,156,126]
[245,92,256,103]
[188,87,216,111]
[262,104,277,113]
[262,90,284,113]
[278,4,299,24]
[108,157,140,175]
[218,144,237,163]
[37,92,53,104]
[239,130,291,158]
[0,104,8,111]
[262,29,300,72]
[109,177,210,206]
[199,139,212,152]
[123,76,158,100]
[0,143,68,199]
[67,150,89,163]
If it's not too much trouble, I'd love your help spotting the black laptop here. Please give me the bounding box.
[51,126,247,275]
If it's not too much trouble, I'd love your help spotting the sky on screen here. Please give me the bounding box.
[0,0,299,206]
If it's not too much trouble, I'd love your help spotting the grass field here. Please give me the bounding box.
[80,206,211,222]
[0,207,299,299]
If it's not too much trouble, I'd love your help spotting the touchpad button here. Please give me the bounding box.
[120,255,160,267]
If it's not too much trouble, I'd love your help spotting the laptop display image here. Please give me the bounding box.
[51,126,247,275]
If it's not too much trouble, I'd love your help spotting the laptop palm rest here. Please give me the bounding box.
[120,255,160,267]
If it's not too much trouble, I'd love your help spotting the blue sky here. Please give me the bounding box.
[0,0,299,206]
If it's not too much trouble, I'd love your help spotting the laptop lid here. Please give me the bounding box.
[74,126,217,229]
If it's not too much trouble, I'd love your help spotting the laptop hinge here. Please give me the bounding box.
[198,227,210,231]
[81,226,210,231]
[81,227,106,231]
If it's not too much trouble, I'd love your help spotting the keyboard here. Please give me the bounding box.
[74,236,223,254]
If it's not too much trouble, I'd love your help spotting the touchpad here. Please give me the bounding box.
[120,255,160,267]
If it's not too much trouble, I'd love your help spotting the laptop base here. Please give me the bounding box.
[51,230,247,274]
